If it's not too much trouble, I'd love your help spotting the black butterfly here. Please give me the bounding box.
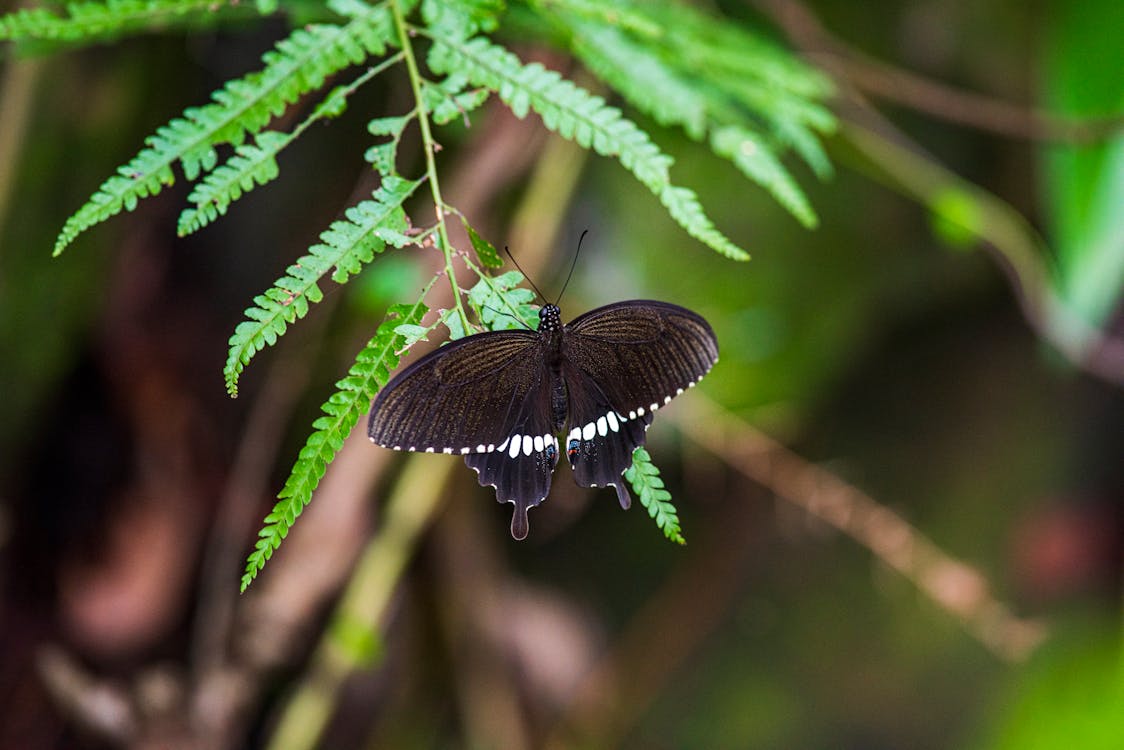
[367,300,718,539]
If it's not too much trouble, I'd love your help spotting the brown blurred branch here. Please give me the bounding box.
[680,395,1049,662]
[546,395,1047,747]
[753,0,1124,143]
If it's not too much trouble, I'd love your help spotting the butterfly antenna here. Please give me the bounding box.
[555,229,587,305]
[504,246,547,302]
[481,304,532,330]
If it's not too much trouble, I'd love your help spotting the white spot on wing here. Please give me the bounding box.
[508,436,521,459]
[568,427,580,441]
[476,444,485,452]
[607,412,619,432]
[664,395,672,404]
[533,435,544,452]
[629,410,637,419]
[425,447,434,453]
[596,416,608,436]
[637,407,645,416]
[498,437,510,452]
[522,434,533,456]
[461,447,470,455]
[582,422,595,441]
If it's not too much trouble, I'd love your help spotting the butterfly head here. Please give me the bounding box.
[537,304,562,333]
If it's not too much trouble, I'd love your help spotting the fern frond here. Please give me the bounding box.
[553,9,824,228]
[568,20,708,140]
[466,269,537,330]
[0,0,254,44]
[177,131,286,235]
[462,218,503,268]
[711,126,817,229]
[53,1,396,255]
[421,0,504,39]
[624,447,685,544]
[427,34,748,260]
[659,185,751,260]
[178,57,403,236]
[224,176,421,396]
[240,292,431,591]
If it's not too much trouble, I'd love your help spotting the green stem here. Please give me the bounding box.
[390,0,471,334]
[290,52,405,142]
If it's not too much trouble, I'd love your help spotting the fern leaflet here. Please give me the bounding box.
[426,34,748,260]
[624,447,685,544]
[224,175,421,396]
[240,291,431,591]
[178,56,403,236]
[711,126,817,228]
[465,269,537,330]
[0,0,255,44]
[53,0,396,255]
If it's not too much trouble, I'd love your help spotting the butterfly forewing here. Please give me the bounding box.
[563,300,718,418]
[368,330,540,453]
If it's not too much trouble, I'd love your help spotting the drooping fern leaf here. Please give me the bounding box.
[554,7,828,228]
[624,446,685,544]
[465,269,537,330]
[224,175,421,396]
[176,131,287,236]
[240,291,431,591]
[52,0,397,255]
[178,56,403,236]
[426,34,750,260]
[0,0,256,45]
[710,126,818,228]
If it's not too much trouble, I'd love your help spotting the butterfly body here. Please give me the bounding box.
[368,300,717,539]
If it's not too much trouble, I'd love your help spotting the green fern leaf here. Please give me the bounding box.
[711,126,817,228]
[567,20,708,140]
[240,293,430,591]
[0,0,256,44]
[466,269,537,330]
[660,185,750,260]
[53,1,396,255]
[177,58,400,236]
[224,176,421,396]
[624,447,685,544]
[421,0,504,39]
[462,218,503,268]
[177,131,287,235]
[427,35,748,260]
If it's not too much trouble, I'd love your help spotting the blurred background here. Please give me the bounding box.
[0,0,1121,748]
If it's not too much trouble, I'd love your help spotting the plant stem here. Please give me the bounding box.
[390,0,471,334]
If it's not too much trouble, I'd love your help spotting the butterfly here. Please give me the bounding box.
[367,299,718,539]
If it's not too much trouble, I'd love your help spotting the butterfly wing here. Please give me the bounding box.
[562,301,718,502]
[463,370,559,539]
[367,330,558,539]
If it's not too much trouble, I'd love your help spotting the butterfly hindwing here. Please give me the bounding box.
[464,369,559,539]
[562,362,653,509]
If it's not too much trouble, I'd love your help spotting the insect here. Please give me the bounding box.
[367,253,718,539]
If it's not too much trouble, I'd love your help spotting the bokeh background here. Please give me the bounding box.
[1,1,1121,748]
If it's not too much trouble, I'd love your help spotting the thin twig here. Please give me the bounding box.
[678,395,1049,663]
[752,0,1124,143]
